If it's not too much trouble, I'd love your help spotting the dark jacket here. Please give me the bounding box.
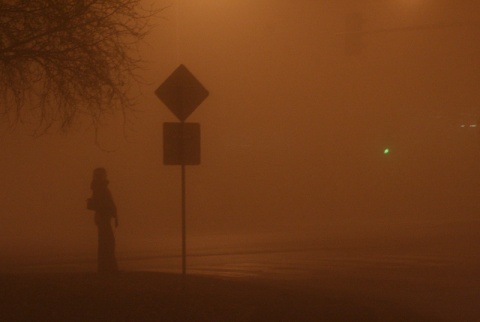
[90,179,117,225]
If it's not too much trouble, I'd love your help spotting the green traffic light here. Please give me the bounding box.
[384,148,390,155]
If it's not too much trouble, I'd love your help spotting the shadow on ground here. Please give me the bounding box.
[0,272,441,322]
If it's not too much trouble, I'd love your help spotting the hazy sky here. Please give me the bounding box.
[1,0,480,260]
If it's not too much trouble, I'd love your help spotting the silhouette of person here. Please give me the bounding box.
[87,167,119,274]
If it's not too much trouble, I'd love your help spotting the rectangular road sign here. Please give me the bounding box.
[163,122,201,165]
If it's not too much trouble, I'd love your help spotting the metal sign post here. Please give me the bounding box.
[155,65,209,278]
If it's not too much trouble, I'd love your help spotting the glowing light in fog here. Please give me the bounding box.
[384,148,390,154]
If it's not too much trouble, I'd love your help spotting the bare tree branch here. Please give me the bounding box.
[0,0,159,133]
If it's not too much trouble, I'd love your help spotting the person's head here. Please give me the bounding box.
[92,167,108,182]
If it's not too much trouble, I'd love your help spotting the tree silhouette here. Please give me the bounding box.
[0,0,155,132]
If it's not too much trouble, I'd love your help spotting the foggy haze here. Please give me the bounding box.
[1,0,480,268]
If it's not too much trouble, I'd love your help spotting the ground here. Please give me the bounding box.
[0,271,445,322]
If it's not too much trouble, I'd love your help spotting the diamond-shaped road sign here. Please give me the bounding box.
[155,64,209,121]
